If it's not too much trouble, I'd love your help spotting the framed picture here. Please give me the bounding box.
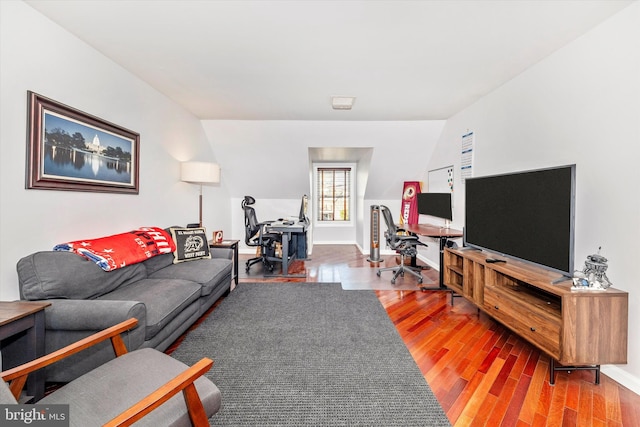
[26,91,140,194]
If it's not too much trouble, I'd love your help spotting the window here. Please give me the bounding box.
[316,167,351,222]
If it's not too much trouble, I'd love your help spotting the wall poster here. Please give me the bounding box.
[461,131,474,182]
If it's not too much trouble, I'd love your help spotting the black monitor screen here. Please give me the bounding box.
[464,164,575,276]
[417,193,453,221]
[299,194,308,223]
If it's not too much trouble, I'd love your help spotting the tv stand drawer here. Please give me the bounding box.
[484,286,560,358]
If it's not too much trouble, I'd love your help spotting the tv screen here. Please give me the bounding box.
[464,165,575,276]
[417,193,453,221]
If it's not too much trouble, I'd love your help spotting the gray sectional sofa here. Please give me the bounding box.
[17,243,232,383]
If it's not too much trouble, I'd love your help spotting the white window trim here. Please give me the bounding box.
[312,162,356,227]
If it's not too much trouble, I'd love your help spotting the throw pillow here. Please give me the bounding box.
[170,227,211,264]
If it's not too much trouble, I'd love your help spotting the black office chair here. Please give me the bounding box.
[242,196,282,273]
[376,205,428,285]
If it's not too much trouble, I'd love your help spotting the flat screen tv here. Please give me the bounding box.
[464,164,576,277]
[417,192,453,221]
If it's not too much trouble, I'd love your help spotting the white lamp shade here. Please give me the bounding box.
[180,162,220,184]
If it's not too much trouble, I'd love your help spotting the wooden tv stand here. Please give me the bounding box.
[443,247,628,384]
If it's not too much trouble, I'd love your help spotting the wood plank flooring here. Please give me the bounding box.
[180,244,640,426]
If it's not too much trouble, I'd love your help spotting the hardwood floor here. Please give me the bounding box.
[189,244,640,426]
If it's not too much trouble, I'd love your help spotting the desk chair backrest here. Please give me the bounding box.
[242,196,261,246]
[380,205,402,249]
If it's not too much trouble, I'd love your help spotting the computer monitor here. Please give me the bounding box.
[299,194,309,223]
[417,192,452,221]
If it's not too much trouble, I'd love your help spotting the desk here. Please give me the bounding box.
[0,301,51,402]
[402,223,463,289]
[265,220,308,277]
[209,239,239,286]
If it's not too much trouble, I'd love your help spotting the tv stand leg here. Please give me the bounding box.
[446,289,461,306]
[549,358,601,385]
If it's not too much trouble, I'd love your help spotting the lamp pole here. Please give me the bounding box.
[199,184,203,227]
[180,162,220,228]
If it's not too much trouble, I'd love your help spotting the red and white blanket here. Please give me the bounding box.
[54,227,176,271]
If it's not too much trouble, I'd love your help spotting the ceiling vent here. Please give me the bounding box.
[331,96,356,110]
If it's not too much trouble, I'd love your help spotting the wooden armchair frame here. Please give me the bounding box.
[1,318,213,427]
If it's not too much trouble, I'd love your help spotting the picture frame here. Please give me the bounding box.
[26,91,140,194]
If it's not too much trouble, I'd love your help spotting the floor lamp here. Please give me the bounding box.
[180,161,220,227]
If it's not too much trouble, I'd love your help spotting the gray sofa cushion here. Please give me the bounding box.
[99,279,201,340]
[148,258,232,296]
[142,252,175,275]
[18,251,147,300]
[39,348,221,427]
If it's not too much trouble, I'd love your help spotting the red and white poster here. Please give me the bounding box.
[400,181,422,225]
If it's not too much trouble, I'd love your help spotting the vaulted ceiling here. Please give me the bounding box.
[25,0,633,121]
[23,1,634,202]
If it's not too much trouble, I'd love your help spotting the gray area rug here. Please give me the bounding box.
[171,283,451,426]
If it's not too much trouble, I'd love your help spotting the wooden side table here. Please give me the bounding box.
[209,239,239,287]
[0,301,51,402]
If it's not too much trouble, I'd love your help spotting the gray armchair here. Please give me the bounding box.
[1,318,220,427]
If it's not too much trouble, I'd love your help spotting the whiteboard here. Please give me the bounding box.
[427,165,454,193]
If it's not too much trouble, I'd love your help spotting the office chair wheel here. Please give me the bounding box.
[376,271,381,277]
[391,279,396,285]
[418,278,423,284]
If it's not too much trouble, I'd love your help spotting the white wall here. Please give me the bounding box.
[0,1,231,300]
[203,120,445,250]
[426,3,640,393]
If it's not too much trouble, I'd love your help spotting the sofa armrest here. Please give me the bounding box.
[209,247,232,260]
[2,319,139,399]
[42,299,147,331]
[32,300,147,383]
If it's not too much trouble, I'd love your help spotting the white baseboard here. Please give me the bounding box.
[417,254,439,270]
[601,365,640,395]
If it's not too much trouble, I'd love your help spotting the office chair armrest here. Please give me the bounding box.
[397,235,428,248]
[397,235,419,242]
[257,221,276,236]
[397,227,421,239]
